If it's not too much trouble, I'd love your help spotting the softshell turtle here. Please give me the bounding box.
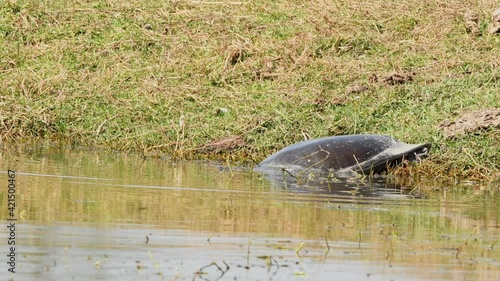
[255,135,431,178]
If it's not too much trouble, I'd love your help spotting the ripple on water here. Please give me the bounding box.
[0,148,498,281]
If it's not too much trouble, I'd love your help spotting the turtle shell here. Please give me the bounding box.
[255,135,431,177]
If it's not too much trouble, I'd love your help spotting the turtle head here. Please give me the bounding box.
[405,142,432,162]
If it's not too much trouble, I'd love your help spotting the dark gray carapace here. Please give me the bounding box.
[255,135,431,178]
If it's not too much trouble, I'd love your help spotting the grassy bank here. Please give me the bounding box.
[1,0,499,181]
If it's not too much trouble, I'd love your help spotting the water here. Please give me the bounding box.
[0,145,498,280]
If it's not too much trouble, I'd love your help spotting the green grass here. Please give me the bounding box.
[0,0,499,181]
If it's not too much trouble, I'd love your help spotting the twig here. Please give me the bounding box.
[95,114,118,137]
[462,148,488,177]
[353,154,366,181]
[295,242,305,260]
[323,231,331,262]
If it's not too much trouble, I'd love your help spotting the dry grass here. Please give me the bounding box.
[0,0,499,181]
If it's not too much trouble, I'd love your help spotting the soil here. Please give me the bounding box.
[489,7,500,34]
[464,10,481,36]
[199,135,247,153]
[345,85,369,95]
[438,108,500,139]
[370,72,414,85]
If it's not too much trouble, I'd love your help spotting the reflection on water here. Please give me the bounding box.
[255,166,426,201]
[0,146,498,281]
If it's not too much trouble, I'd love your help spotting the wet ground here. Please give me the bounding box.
[0,146,499,281]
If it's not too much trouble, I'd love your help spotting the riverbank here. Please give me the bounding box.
[1,0,498,182]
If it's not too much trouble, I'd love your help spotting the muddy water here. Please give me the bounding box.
[0,146,498,281]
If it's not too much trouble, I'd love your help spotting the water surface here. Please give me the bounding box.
[0,146,498,280]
